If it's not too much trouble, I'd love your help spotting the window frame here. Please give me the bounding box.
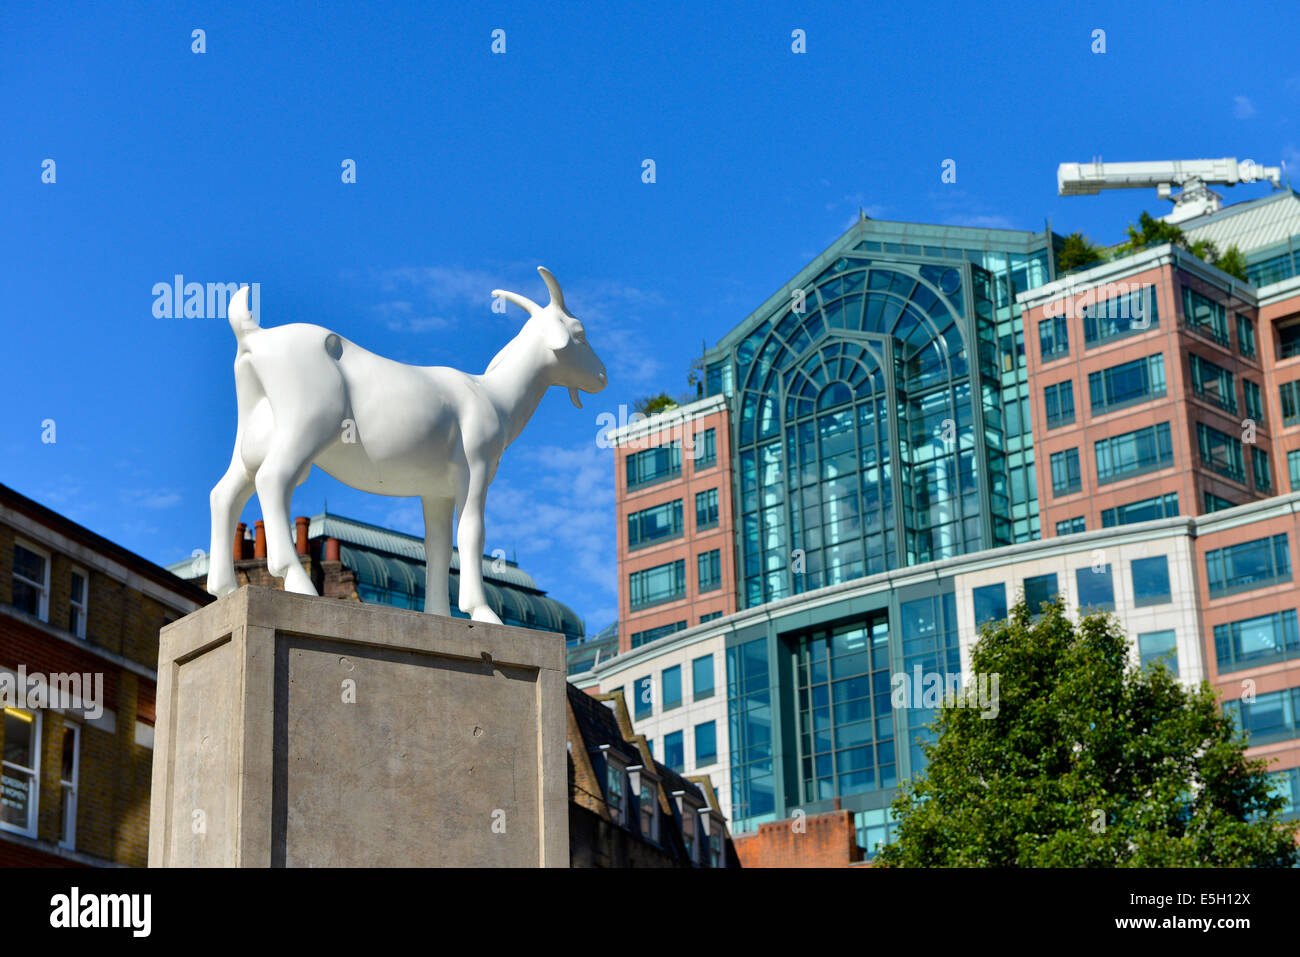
[58,721,80,850]
[1,707,42,838]
[68,565,89,639]
[12,539,51,623]
[1131,555,1172,607]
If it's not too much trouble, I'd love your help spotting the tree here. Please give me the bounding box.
[1117,210,1186,255]
[876,599,1298,867]
[1115,212,1251,280]
[1216,244,1249,281]
[1056,232,1107,273]
[633,392,678,416]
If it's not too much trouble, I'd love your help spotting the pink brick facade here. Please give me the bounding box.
[614,400,736,652]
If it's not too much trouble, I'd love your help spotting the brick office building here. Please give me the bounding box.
[580,188,1300,862]
[0,484,210,866]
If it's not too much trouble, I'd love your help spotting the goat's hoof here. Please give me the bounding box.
[471,606,502,624]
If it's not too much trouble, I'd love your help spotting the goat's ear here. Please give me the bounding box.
[541,313,571,351]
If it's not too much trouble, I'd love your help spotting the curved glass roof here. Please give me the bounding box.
[338,541,584,641]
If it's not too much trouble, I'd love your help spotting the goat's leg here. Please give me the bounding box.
[455,476,501,623]
[207,442,255,597]
[421,496,454,616]
[254,445,319,596]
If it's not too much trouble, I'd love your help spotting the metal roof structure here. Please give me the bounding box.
[1178,188,1300,255]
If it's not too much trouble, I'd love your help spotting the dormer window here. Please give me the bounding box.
[593,745,628,826]
[628,765,660,844]
[672,790,706,864]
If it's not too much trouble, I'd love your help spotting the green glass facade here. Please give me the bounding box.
[706,220,1058,833]
[706,223,1056,611]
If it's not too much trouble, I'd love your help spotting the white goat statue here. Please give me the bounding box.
[206,267,607,623]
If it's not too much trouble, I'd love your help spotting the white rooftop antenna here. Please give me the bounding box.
[1057,157,1281,224]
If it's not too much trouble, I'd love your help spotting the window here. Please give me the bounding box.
[639,780,659,842]
[694,428,717,468]
[1082,285,1158,345]
[630,621,686,647]
[605,756,627,826]
[973,583,1007,628]
[68,568,87,638]
[634,675,653,719]
[1039,315,1069,360]
[1196,422,1245,482]
[662,665,682,710]
[1280,319,1300,359]
[680,799,698,862]
[1222,687,1300,747]
[58,723,79,849]
[1050,448,1081,495]
[629,559,686,610]
[697,549,722,593]
[12,542,49,621]
[1290,450,1300,492]
[692,654,714,700]
[664,730,684,771]
[1044,381,1075,428]
[699,611,722,624]
[1075,564,1114,612]
[1101,493,1179,528]
[695,488,719,530]
[1131,555,1172,607]
[1088,354,1165,412]
[1204,492,1236,513]
[1237,314,1256,358]
[1214,609,1300,673]
[694,721,717,766]
[1281,380,1300,427]
[1206,534,1291,597]
[627,500,683,550]
[1243,379,1263,424]
[1138,630,1179,675]
[1023,573,1059,613]
[1253,447,1272,492]
[1182,286,1229,346]
[1188,354,1236,412]
[1264,767,1300,823]
[626,441,682,489]
[1,708,40,836]
[1095,422,1173,484]
[795,614,895,800]
[1055,516,1086,535]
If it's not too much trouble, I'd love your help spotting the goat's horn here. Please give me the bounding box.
[491,289,541,316]
[538,266,566,313]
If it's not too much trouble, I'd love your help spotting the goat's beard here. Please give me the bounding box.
[569,387,583,409]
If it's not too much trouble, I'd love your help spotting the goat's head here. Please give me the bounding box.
[490,267,608,408]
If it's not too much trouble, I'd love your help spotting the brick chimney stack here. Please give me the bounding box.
[234,522,247,561]
[295,516,310,556]
[254,520,267,559]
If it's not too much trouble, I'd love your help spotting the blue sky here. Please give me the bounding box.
[3,0,1298,632]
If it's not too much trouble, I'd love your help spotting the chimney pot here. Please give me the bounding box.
[295,516,310,556]
[254,520,267,560]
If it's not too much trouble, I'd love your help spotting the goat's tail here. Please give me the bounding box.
[228,285,259,342]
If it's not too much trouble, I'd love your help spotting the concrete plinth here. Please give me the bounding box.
[148,586,569,867]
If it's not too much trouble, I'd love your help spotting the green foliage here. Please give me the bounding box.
[1118,211,1186,255]
[1216,245,1249,281]
[1056,232,1107,273]
[876,600,1298,867]
[633,392,678,416]
[1113,212,1251,281]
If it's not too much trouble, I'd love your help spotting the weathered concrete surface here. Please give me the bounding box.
[148,586,568,867]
